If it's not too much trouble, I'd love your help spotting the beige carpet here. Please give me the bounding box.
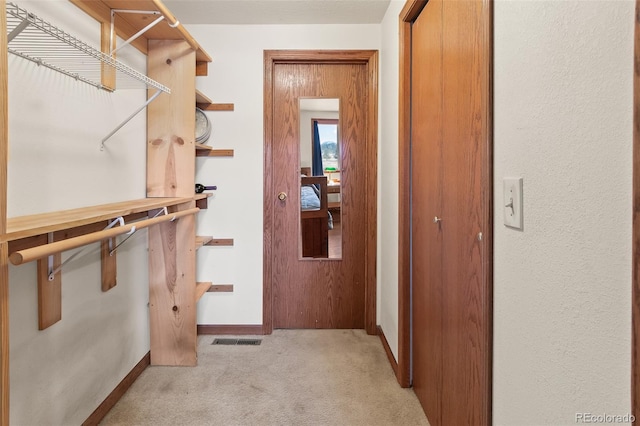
[100,329,429,426]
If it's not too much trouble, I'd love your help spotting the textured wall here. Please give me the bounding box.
[7,1,150,424]
[379,0,404,360]
[493,1,634,424]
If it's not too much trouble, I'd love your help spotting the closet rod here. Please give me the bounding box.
[9,208,199,265]
[150,0,199,51]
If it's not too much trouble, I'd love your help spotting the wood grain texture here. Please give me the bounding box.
[411,1,444,423]
[37,253,62,330]
[100,22,116,91]
[263,50,275,334]
[195,61,208,76]
[197,324,264,335]
[82,352,150,426]
[268,57,374,330]
[101,238,117,292]
[0,6,8,420]
[195,282,212,301]
[397,0,426,389]
[440,0,492,424]
[147,40,196,198]
[206,239,234,246]
[195,90,212,105]
[195,235,213,249]
[9,208,199,265]
[0,243,9,426]
[3,197,192,242]
[69,0,212,62]
[195,147,234,157]
[207,284,233,293]
[148,201,197,366]
[198,103,235,111]
[633,0,640,420]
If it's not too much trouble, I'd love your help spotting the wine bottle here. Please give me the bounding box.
[195,183,217,193]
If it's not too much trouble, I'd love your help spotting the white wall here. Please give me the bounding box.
[187,24,381,325]
[379,0,404,361]
[493,1,633,424]
[7,1,150,423]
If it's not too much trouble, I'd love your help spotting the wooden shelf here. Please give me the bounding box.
[196,282,212,302]
[195,145,234,157]
[195,90,212,105]
[69,0,212,63]
[197,103,235,111]
[2,197,194,242]
[195,236,213,250]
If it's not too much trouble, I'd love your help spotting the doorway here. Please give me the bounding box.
[263,50,378,334]
[397,1,493,425]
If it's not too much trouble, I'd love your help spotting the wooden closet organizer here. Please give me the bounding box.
[0,1,233,423]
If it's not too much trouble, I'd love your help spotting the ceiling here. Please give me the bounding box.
[162,0,392,25]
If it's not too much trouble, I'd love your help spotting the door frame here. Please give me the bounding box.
[396,0,494,407]
[632,0,639,419]
[263,50,379,335]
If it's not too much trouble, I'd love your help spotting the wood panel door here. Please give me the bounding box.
[408,0,492,425]
[263,51,378,333]
[411,0,444,423]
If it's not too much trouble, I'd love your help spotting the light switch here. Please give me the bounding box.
[503,177,523,229]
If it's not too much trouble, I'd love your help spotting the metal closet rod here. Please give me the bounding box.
[9,208,199,266]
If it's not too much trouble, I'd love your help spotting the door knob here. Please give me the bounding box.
[278,192,287,201]
[433,216,442,224]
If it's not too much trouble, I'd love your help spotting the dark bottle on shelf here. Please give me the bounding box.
[195,183,217,194]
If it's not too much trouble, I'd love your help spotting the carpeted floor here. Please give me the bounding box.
[100,329,429,426]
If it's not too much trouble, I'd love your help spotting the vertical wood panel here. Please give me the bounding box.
[100,22,115,91]
[37,254,61,330]
[147,40,195,198]
[441,0,491,424]
[411,0,444,424]
[1,1,9,423]
[633,0,640,420]
[147,40,197,366]
[101,239,117,291]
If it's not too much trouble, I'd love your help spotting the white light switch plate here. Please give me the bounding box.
[503,177,523,229]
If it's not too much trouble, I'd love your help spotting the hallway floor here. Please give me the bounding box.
[100,329,428,426]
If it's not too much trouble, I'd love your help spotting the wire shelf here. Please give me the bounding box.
[5,2,170,93]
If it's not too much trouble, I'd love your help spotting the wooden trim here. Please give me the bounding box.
[198,103,235,111]
[1,2,10,420]
[82,352,150,426]
[397,0,426,389]
[195,61,208,77]
[633,0,640,421]
[197,324,265,335]
[101,238,117,292]
[378,325,398,376]
[195,148,234,157]
[263,49,378,336]
[207,284,233,293]
[206,239,234,246]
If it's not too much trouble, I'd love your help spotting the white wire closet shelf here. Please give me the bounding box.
[5,1,170,93]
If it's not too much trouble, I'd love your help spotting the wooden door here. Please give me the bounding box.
[411,0,444,423]
[264,52,378,332]
[408,0,492,425]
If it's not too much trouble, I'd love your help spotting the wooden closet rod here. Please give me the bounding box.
[150,0,199,52]
[9,207,199,265]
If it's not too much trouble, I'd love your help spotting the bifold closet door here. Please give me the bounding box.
[410,0,444,423]
[410,0,491,424]
[440,0,490,424]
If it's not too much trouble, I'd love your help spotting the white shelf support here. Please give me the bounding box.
[47,216,127,281]
[101,89,163,150]
[110,9,164,55]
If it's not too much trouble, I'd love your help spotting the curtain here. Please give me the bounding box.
[312,120,323,176]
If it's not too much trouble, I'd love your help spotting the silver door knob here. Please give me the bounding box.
[278,192,287,201]
[433,216,442,224]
